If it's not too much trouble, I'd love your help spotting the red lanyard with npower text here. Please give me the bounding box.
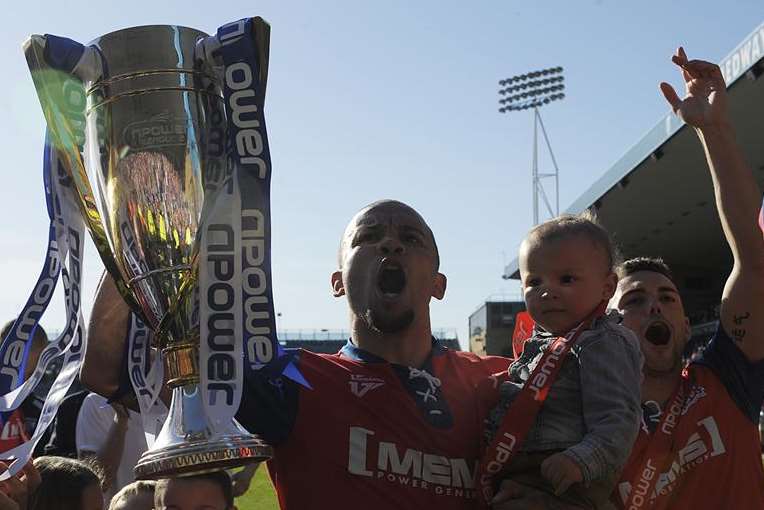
[625,371,691,510]
[476,301,607,506]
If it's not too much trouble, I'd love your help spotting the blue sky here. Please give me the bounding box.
[1,0,762,348]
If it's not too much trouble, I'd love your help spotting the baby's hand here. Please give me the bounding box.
[540,452,583,496]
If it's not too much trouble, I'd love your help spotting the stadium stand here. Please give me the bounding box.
[503,21,764,359]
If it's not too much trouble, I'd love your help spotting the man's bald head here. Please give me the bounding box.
[337,200,440,271]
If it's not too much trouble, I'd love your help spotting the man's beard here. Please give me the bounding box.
[364,307,415,334]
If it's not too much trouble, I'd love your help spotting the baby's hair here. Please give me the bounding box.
[109,480,156,510]
[523,210,620,273]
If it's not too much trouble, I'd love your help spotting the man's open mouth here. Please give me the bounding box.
[644,321,672,346]
[377,261,406,297]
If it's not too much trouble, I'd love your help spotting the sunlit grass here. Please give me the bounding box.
[235,465,279,510]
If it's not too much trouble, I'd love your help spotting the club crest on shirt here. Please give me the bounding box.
[681,384,707,415]
[349,374,385,397]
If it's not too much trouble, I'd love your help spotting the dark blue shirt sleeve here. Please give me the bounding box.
[235,353,300,446]
[694,323,764,423]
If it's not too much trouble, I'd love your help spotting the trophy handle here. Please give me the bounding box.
[23,35,142,316]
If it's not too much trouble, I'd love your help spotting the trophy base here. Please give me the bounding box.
[133,383,273,479]
[134,433,272,479]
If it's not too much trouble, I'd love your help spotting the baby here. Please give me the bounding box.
[485,214,643,509]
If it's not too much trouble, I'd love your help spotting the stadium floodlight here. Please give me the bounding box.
[497,66,565,225]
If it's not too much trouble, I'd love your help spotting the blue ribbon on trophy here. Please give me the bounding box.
[0,34,93,478]
[215,20,306,384]
[197,18,308,431]
[0,138,88,478]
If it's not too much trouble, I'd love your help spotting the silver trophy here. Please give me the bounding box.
[24,20,274,478]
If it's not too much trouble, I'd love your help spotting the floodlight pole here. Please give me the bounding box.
[498,67,565,226]
[532,108,538,224]
[533,107,561,224]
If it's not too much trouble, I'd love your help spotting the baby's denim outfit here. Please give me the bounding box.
[486,311,643,509]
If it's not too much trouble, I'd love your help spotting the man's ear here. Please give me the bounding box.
[683,316,692,342]
[331,271,345,297]
[603,272,618,301]
[432,273,447,300]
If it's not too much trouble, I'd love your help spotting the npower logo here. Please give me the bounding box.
[528,333,572,400]
[219,19,268,180]
[347,427,476,499]
[123,112,188,149]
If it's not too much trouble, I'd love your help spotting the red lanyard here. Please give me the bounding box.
[626,373,690,509]
[476,302,607,506]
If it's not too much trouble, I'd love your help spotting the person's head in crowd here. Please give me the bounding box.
[29,456,103,510]
[613,257,691,376]
[1,320,48,381]
[518,212,619,335]
[154,471,235,510]
[332,199,446,336]
[108,480,155,510]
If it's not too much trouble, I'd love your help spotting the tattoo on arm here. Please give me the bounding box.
[732,312,751,343]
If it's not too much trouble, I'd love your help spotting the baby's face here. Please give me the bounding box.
[519,235,616,335]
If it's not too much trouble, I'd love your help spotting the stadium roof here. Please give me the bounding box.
[504,21,764,302]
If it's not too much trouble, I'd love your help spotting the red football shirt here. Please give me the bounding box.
[0,409,28,452]
[614,326,764,509]
[238,340,510,510]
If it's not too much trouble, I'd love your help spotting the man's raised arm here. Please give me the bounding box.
[660,47,764,362]
[80,272,130,398]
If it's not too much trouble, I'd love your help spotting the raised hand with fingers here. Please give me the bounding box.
[659,46,728,129]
